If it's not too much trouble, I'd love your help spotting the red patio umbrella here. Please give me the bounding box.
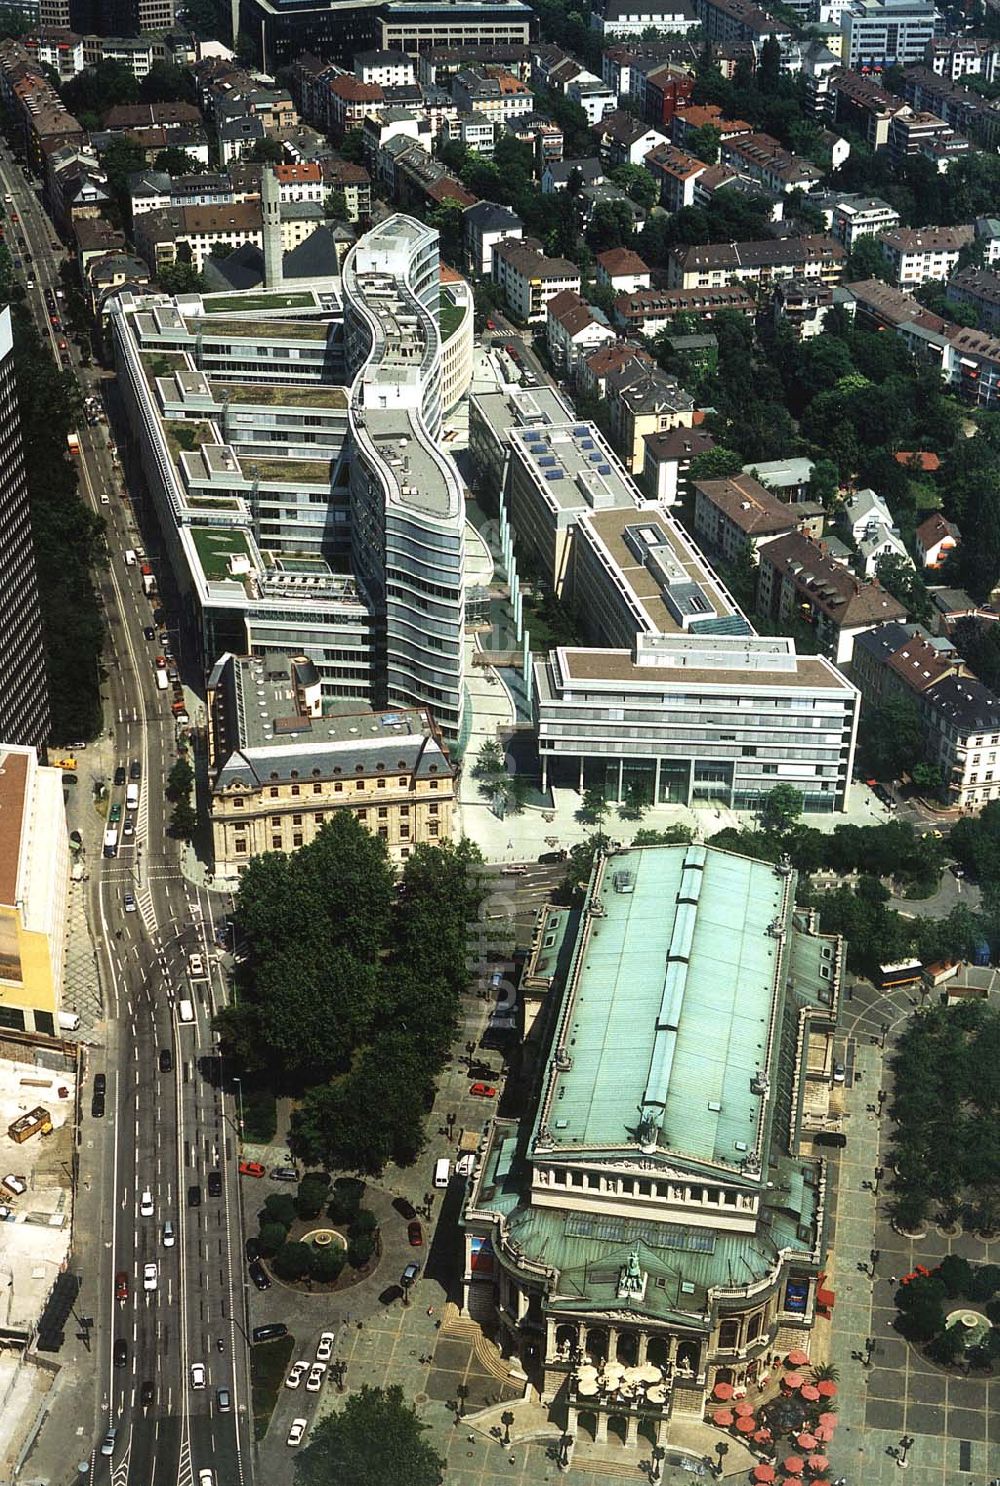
[785,1349,810,1368]
[782,1373,804,1390]
[814,1427,834,1444]
[714,1381,735,1401]
[735,1400,756,1416]
[816,1380,838,1398]
[818,1413,837,1428]
[811,1480,831,1486]
[712,1409,735,1428]
[754,1428,772,1444]
[800,1384,821,1402]
[796,1433,818,1451]
[808,1456,830,1474]
[752,1467,776,1484]
[736,1415,757,1434]
[783,1459,804,1476]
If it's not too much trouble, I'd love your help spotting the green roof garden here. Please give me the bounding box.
[439,287,465,344]
[187,316,330,342]
[203,291,314,313]
[245,457,332,484]
[190,525,254,581]
[214,380,347,409]
[165,419,215,466]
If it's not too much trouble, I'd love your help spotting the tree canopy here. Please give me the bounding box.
[218,817,484,1175]
[295,1386,444,1486]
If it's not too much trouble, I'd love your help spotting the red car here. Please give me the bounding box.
[115,1270,129,1303]
[239,1159,266,1178]
[407,1219,423,1247]
[469,1082,497,1098]
[486,318,496,330]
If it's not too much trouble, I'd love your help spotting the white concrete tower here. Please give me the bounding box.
[261,165,283,290]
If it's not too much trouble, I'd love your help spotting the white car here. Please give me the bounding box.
[162,1219,175,1247]
[101,1426,117,1457]
[285,1360,308,1389]
[190,1362,206,1389]
[287,1418,307,1448]
[306,1362,326,1393]
[188,953,205,978]
[143,1262,157,1291]
[140,1188,153,1217]
[199,1472,214,1486]
[123,892,137,913]
[315,1332,335,1363]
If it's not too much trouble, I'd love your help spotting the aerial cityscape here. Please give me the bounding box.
[0,0,999,1483]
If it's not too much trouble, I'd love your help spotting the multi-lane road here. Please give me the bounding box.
[0,147,252,1486]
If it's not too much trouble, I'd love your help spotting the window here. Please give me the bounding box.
[271,835,282,849]
[313,782,322,794]
[334,782,343,792]
[293,814,302,826]
[400,823,409,837]
[235,839,247,854]
[271,816,280,826]
[270,786,279,798]
[357,808,368,821]
[377,807,388,819]
[377,776,386,788]
[428,802,438,815]
[291,784,300,796]
[377,826,388,839]
[356,780,365,791]
[232,797,244,808]
[293,833,303,847]
[429,821,439,836]
[430,779,439,790]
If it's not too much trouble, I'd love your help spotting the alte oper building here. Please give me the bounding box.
[462,842,842,1448]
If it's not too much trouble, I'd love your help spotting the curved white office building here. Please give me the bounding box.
[343,215,466,742]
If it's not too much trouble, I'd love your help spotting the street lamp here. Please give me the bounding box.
[650,1444,665,1483]
[714,1441,729,1478]
[501,1409,515,1446]
[897,1434,914,1468]
[232,1076,244,1139]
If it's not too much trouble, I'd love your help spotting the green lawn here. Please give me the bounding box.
[439,289,465,343]
[251,1333,295,1441]
[207,291,314,313]
[190,525,253,580]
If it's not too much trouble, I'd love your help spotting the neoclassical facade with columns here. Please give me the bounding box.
[461,841,842,1445]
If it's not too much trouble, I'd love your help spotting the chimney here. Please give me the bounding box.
[261,164,283,290]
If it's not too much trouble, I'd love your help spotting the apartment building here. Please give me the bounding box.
[354,47,415,86]
[545,290,615,375]
[692,472,798,566]
[613,284,755,335]
[694,0,793,48]
[642,424,717,504]
[577,340,654,401]
[592,111,669,166]
[720,132,824,194]
[839,0,934,69]
[831,194,900,248]
[327,75,385,136]
[772,278,834,339]
[928,37,1000,85]
[492,238,581,323]
[0,307,49,753]
[0,746,69,1035]
[453,65,534,121]
[595,246,650,293]
[605,361,694,475]
[946,267,1000,336]
[206,653,455,873]
[853,622,1000,810]
[915,511,960,570]
[827,69,899,151]
[756,531,907,664]
[644,140,705,211]
[463,200,523,275]
[322,159,373,221]
[878,225,974,288]
[668,236,846,290]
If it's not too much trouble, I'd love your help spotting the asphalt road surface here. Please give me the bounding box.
[0,146,253,1486]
